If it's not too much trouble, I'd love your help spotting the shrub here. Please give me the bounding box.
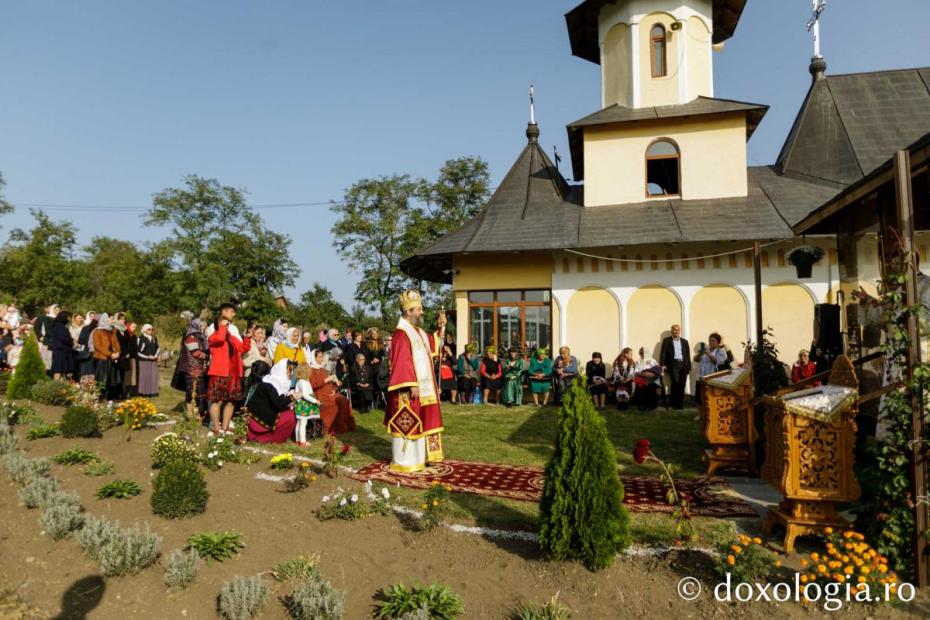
[316,486,389,521]
[5,334,46,399]
[0,432,19,456]
[270,453,294,470]
[282,463,317,493]
[202,434,237,471]
[5,454,51,485]
[217,575,269,620]
[283,571,346,620]
[376,583,464,620]
[798,528,900,597]
[715,534,780,582]
[18,476,60,509]
[96,523,162,576]
[59,405,100,438]
[517,594,572,620]
[164,548,201,591]
[151,458,209,519]
[26,423,59,441]
[150,433,198,468]
[115,397,157,430]
[0,401,41,426]
[39,492,85,540]
[84,460,115,476]
[29,380,79,406]
[54,447,99,465]
[538,378,631,571]
[186,531,245,564]
[77,515,122,560]
[96,480,142,500]
[420,482,452,530]
[271,555,320,582]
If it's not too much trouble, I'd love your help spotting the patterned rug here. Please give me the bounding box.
[352,460,757,518]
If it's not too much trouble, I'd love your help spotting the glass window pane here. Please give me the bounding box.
[468,291,493,303]
[497,306,521,352]
[469,307,494,351]
[524,290,550,302]
[496,291,522,302]
[647,140,678,157]
[651,25,665,39]
[524,306,551,354]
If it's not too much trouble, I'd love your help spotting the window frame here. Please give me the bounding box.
[645,137,681,198]
[649,23,668,78]
[466,289,552,354]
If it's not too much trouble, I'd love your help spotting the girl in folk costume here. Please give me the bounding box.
[502,347,525,407]
[273,327,307,365]
[384,289,447,473]
[205,304,251,435]
[136,324,161,397]
[293,363,322,445]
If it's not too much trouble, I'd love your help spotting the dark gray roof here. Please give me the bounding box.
[777,67,930,185]
[567,96,768,180]
[566,0,747,65]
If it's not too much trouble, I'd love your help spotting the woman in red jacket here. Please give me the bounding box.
[206,303,251,435]
[791,349,819,386]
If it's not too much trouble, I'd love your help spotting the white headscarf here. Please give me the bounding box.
[141,323,154,338]
[636,345,658,370]
[309,349,326,370]
[263,359,292,395]
[280,327,300,349]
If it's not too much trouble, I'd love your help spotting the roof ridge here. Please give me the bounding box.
[756,179,793,229]
[826,65,930,79]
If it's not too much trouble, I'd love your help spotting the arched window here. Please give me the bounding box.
[650,24,667,77]
[645,139,680,197]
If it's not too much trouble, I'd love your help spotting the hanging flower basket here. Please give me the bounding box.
[787,246,825,279]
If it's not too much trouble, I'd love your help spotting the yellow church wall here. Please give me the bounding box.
[566,287,621,364]
[761,284,816,364]
[584,114,749,206]
[602,22,632,108]
[454,290,469,356]
[688,285,748,354]
[686,15,713,101]
[628,285,683,362]
[452,253,553,291]
[637,14,680,108]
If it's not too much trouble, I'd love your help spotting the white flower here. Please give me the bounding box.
[322,496,330,503]
[217,461,224,467]
[216,437,224,444]
[207,431,215,438]
[350,494,358,503]
[339,498,347,507]
[381,488,390,500]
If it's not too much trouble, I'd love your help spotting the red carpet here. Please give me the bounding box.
[352,460,757,518]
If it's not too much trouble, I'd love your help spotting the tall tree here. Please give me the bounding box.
[0,210,83,314]
[145,175,298,319]
[0,172,12,228]
[288,283,350,330]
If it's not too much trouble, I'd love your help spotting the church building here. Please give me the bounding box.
[402,0,930,369]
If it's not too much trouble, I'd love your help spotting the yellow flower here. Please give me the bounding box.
[860,566,870,575]
[799,574,808,583]
[431,480,440,486]
[843,531,854,539]
[432,500,439,507]
[301,462,310,469]
[878,565,888,574]
[420,503,428,509]
[726,555,735,566]
[824,527,834,535]
[844,566,854,575]
[775,560,782,568]
[752,537,762,545]
[811,553,820,561]
[731,545,742,554]
[800,559,808,567]
[817,564,827,573]
[857,576,867,583]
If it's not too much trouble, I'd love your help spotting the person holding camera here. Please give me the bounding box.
[693,332,727,405]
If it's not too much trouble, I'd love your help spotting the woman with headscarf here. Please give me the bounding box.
[50,310,75,381]
[67,312,85,380]
[244,359,297,444]
[309,349,357,435]
[456,344,480,404]
[266,318,288,360]
[36,303,60,369]
[273,327,307,365]
[92,314,122,400]
[480,346,503,405]
[502,347,525,407]
[77,314,98,380]
[136,324,160,397]
[633,345,662,411]
[171,317,209,421]
[242,323,272,377]
[528,348,553,406]
[300,330,315,363]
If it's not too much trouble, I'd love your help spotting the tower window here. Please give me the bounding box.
[646,139,680,197]
[650,24,667,78]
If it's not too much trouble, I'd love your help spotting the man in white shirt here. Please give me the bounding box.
[659,324,692,409]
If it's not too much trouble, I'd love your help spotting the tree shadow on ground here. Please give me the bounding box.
[342,420,392,465]
[448,492,543,561]
[504,406,557,462]
[52,575,105,620]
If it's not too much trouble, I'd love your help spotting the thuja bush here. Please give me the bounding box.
[18,476,60,509]
[29,380,79,407]
[39,492,85,540]
[283,570,346,620]
[59,405,100,438]
[538,378,631,570]
[217,575,270,620]
[164,548,201,591]
[151,458,209,519]
[5,334,46,399]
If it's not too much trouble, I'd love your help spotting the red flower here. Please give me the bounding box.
[341,444,351,455]
[633,439,651,464]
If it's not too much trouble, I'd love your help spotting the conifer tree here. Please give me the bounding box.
[5,334,48,399]
[538,378,631,570]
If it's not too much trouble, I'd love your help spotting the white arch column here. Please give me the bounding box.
[551,289,573,351]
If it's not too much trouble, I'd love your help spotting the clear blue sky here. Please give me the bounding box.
[2,1,928,308]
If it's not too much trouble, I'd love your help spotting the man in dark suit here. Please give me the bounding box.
[659,324,691,410]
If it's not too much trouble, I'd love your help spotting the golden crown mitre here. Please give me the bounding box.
[399,289,423,312]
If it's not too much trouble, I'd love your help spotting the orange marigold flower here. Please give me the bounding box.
[727,555,735,566]
[824,527,834,535]
[753,537,762,545]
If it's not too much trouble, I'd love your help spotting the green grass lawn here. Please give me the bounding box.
[150,372,742,543]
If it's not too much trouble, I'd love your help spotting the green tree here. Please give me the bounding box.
[288,284,350,330]
[6,334,48,399]
[538,378,631,570]
[145,175,298,319]
[0,210,84,314]
[0,172,12,228]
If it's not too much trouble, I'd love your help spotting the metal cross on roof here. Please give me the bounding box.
[806,0,827,59]
[529,84,536,124]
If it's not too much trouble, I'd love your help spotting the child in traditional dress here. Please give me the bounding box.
[293,363,321,446]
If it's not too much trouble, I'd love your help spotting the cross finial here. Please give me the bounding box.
[529,84,536,125]
[806,0,827,59]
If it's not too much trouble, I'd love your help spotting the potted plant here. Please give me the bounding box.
[787,245,825,278]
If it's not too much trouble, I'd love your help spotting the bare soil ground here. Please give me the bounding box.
[1,403,928,619]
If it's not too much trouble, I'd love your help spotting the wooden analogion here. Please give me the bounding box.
[761,355,861,553]
[699,367,756,475]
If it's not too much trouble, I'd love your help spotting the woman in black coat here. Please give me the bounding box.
[77,318,98,379]
[50,311,75,380]
[348,353,374,412]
